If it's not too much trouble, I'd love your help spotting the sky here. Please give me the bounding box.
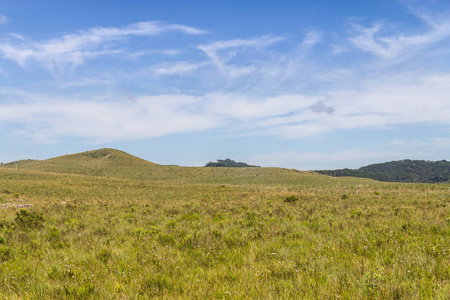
[0,0,449,170]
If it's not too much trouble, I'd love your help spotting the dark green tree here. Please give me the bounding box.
[205,158,259,168]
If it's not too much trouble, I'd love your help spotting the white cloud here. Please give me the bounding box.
[348,8,450,61]
[0,14,7,24]
[127,49,183,59]
[0,21,206,72]
[301,31,321,48]
[205,94,318,120]
[57,78,115,88]
[0,92,220,143]
[199,35,283,57]
[1,68,449,144]
[152,61,208,75]
[223,72,450,139]
[1,3,450,162]
[198,35,284,76]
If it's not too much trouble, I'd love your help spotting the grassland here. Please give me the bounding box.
[0,148,366,186]
[0,149,449,299]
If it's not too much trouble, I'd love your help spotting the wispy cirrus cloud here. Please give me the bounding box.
[205,94,319,121]
[198,35,284,76]
[0,21,206,72]
[348,8,450,60]
[127,49,183,59]
[151,32,319,82]
[152,61,209,75]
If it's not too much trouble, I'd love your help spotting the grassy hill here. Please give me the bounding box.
[0,148,375,187]
[1,148,158,179]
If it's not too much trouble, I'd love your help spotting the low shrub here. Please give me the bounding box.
[15,209,45,229]
[284,195,298,203]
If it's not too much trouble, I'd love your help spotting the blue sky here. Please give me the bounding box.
[0,0,449,170]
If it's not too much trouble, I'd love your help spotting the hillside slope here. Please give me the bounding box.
[1,148,159,180]
[0,148,375,187]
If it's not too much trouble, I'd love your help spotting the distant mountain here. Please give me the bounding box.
[205,158,259,168]
[316,159,450,183]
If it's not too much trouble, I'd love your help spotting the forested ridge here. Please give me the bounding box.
[316,159,450,183]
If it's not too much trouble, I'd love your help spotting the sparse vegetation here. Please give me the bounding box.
[0,150,448,298]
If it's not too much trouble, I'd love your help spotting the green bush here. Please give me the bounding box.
[284,195,298,203]
[14,209,45,229]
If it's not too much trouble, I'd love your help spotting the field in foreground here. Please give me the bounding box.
[0,168,449,299]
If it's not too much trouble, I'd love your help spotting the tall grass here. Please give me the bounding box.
[0,168,448,299]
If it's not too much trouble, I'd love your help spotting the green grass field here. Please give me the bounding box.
[0,149,449,299]
[0,148,374,187]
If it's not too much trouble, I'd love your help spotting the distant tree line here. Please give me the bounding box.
[316,159,450,183]
[205,158,259,168]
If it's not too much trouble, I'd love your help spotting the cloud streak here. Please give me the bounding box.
[152,61,209,76]
[0,21,206,72]
[348,8,450,61]
[1,70,449,144]
[198,35,284,76]
[0,93,219,143]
